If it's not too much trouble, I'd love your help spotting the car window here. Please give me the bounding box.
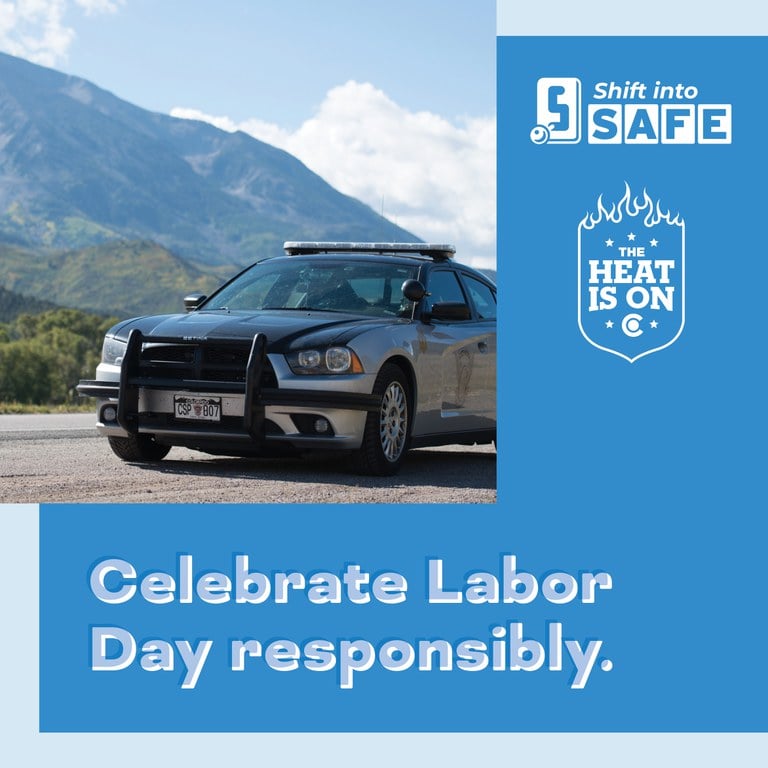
[203,259,417,317]
[424,270,467,314]
[463,275,497,319]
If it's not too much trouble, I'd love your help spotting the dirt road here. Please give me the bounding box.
[0,414,496,504]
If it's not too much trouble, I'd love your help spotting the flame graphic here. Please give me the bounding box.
[579,182,684,230]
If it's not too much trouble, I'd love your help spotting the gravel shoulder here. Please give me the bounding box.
[0,414,496,504]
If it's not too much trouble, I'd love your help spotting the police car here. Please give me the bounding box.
[77,242,496,475]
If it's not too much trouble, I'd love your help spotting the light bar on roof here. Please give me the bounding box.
[283,241,456,260]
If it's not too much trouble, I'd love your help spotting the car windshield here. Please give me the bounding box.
[203,258,419,317]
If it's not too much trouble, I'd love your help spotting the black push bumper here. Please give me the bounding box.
[76,329,379,441]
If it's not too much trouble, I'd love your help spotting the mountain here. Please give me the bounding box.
[0,52,418,270]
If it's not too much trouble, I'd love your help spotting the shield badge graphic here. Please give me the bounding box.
[578,184,685,363]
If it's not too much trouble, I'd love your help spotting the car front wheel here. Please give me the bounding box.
[355,363,410,476]
[107,434,171,462]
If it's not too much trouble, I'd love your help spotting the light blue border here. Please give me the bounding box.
[9,0,768,761]
[492,0,768,760]
[8,507,767,763]
[498,0,768,35]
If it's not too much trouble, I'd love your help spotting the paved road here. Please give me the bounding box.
[0,413,496,504]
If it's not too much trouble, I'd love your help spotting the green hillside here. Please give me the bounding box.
[0,240,224,318]
[0,284,60,323]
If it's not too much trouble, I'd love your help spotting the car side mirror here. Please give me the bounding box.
[184,293,207,312]
[401,279,426,302]
[427,301,471,322]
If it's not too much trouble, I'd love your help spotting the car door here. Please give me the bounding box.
[411,268,495,437]
[458,273,496,426]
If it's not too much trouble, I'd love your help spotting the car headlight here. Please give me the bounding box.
[287,346,364,375]
[101,336,128,365]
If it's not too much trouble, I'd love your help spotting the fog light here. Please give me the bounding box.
[102,405,117,422]
[314,418,330,434]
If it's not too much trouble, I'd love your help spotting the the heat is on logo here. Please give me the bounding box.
[577,184,685,363]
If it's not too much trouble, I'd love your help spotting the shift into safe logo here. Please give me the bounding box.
[578,184,685,363]
[530,77,731,145]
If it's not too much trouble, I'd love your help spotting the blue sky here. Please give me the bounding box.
[65,0,495,127]
[0,0,496,266]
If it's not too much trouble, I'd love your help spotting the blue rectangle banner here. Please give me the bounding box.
[497,35,767,730]
[40,504,621,731]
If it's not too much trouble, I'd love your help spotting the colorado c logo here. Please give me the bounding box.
[621,313,643,337]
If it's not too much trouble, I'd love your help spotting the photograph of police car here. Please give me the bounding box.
[77,242,496,476]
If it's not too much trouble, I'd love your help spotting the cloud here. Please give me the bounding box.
[0,0,121,66]
[172,81,496,269]
[74,0,122,14]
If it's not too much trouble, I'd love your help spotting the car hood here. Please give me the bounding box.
[108,310,409,352]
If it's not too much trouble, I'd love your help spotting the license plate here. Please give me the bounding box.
[174,396,221,422]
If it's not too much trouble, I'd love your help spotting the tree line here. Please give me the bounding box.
[0,308,116,405]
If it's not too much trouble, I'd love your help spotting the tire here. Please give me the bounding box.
[355,363,411,476]
[108,434,171,462]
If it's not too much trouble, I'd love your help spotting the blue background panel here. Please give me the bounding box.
[39,36,768,733]
[40,495,765,731]
[497,36,767,730]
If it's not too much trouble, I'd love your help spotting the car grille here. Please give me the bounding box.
[139,341,277,388]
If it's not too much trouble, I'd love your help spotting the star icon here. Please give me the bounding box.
[650,238,659,247]
[650,320,658,329]
[627,232,636,241]
[605,238,614,247]
[605,320,614,329]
